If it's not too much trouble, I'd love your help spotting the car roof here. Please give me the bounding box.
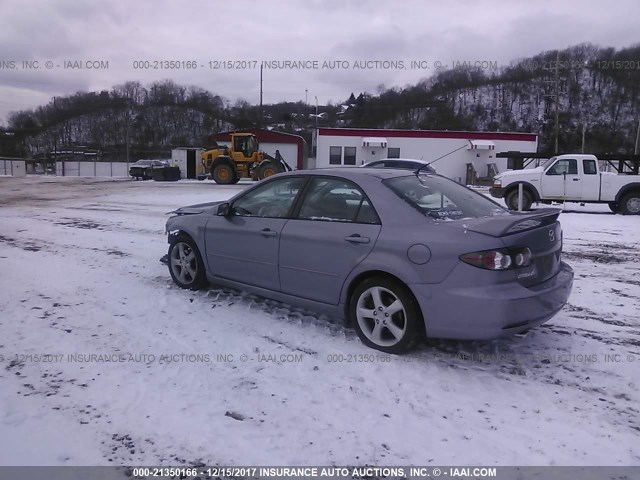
[370,158,429,164]
[282,167,422,180]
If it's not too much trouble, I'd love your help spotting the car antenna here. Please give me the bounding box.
[415,143,470,174]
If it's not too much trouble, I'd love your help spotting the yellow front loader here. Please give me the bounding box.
[199,133,291,184]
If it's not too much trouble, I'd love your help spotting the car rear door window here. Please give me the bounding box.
[296,177,380,224]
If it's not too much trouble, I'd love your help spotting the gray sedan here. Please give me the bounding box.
[165,168,574,353]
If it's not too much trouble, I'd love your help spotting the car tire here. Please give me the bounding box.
[608,202,620,214]
[212,163,237,184]
[349,276,423,354]
[506,188,533,211]
[168,234,207,290]
[619,192,640,215]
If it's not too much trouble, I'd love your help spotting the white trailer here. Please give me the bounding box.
[171,148,204,179]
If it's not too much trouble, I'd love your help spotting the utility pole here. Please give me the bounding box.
[259,62,263,123]
[543,51,560,154]
[581,123,586,153]
[315,96,319,128]
[125,99,132,174]
[635,118,640,155]
[305,89,308,105]
[53,96,58,176]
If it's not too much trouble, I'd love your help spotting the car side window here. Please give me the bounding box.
[546,159,577,175]
[296,177,380,224]
[583,160,597,175]
[232,177,306,218]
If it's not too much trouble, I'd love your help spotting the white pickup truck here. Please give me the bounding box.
[490,154,640,214]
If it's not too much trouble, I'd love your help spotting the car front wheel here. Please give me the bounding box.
[168,235,207,290]
[349,277,422,354]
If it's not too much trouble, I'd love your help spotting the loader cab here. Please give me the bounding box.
[233,134,259,158]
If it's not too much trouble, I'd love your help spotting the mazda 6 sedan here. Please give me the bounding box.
[165,168,574,353]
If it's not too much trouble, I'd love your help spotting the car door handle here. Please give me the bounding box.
[344,234,370,244]
[260,228,278,238]
[572,178,580,181]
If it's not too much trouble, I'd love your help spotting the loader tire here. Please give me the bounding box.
[258,161,284,180]
[212,162,237,185]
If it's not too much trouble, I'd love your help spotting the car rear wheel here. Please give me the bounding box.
[620,192,640,215]
[505,188,533,211]
[349,277,422,354]
[168,235,207,290]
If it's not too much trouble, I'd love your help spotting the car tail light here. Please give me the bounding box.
[460,247,533,271]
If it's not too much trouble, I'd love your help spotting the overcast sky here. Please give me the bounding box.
[0,0,638,125]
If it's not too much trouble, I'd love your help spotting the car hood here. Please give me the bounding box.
[496,166,544,179]
[167,201,224,216]
[437,208,561,237]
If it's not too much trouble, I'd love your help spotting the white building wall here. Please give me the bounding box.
[316,133,537,182]
[0,160,26,176]
[55,161,129,177]
[259,143,298,169]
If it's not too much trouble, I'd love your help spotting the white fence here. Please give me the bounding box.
[0,159,26,176]
[55,161,129,177]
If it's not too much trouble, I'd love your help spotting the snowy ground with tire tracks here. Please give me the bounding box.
[0,176,639,467]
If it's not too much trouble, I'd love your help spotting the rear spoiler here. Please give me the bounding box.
[466,208,561,237]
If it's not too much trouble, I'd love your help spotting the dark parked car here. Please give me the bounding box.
[362,158,436,173]
[129,160,169,180]
[164,168,573,353]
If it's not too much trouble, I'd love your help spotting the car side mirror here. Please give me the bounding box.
[217,202,231,216]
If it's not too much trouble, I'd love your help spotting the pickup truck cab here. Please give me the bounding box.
[490,154,640,214]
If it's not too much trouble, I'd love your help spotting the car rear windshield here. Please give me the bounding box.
[383,174,508,220]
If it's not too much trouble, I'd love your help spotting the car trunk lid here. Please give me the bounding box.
[452,209,563,287]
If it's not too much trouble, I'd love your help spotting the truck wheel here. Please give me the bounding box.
[212,163,237,185]
[608,202,620,214]
[506,189,532,211]
[620,192,640,215]
[258,161,283,180]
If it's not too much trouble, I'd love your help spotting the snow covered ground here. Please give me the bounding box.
[0,176,638,467]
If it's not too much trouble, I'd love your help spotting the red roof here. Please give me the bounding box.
[214,129,304,144]
[317,128,537,142]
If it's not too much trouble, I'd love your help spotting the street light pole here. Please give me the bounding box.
[125,101,131,176]
[315,96,318,128]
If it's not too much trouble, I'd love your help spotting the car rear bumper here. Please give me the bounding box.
[411,261,574,340]
[489,186,506,198]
